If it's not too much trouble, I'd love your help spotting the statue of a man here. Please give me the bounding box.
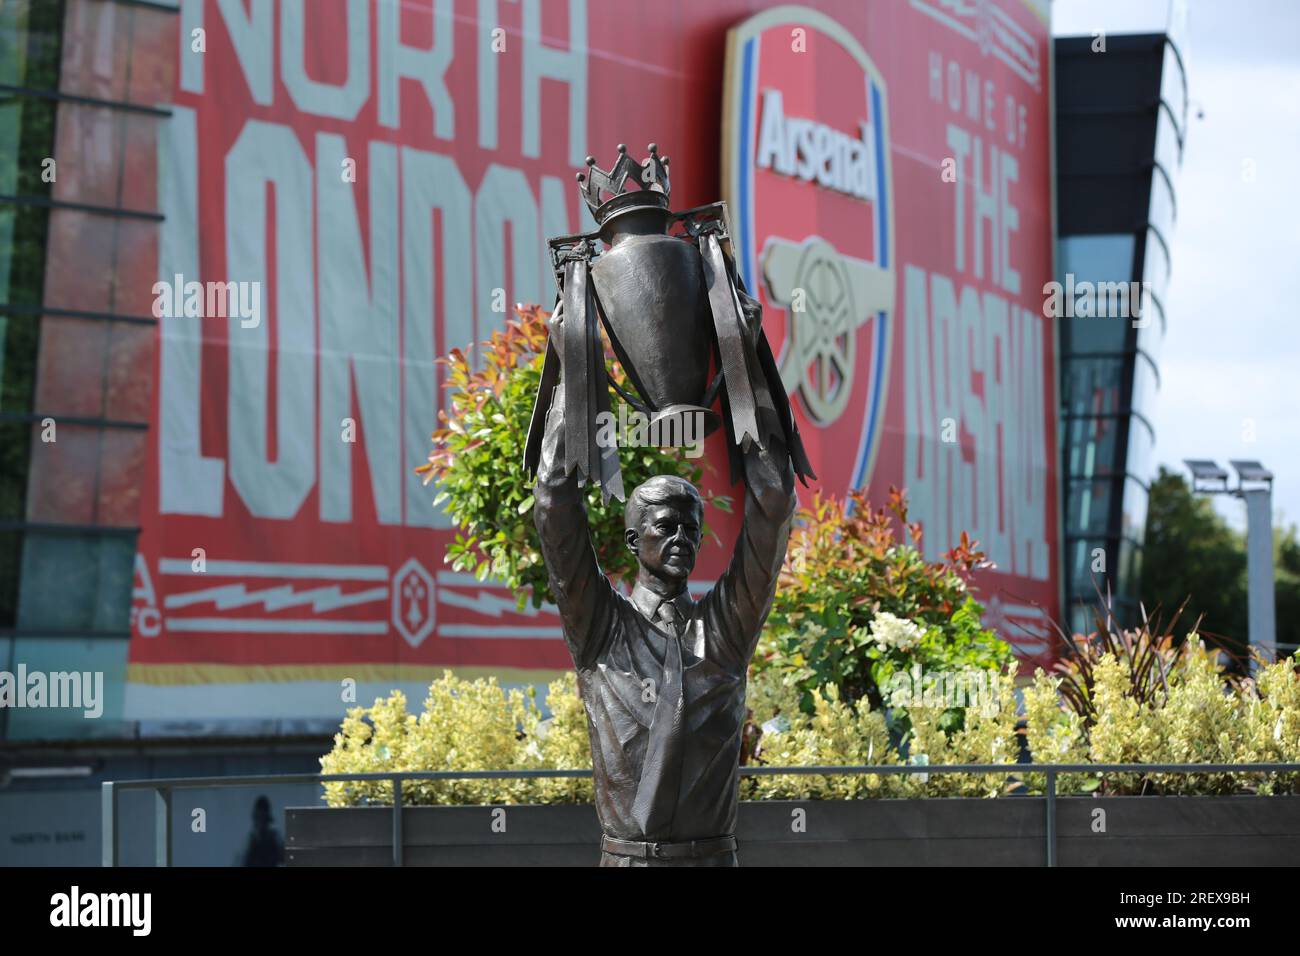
[533,350,797,866]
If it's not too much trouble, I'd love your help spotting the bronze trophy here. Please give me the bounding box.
[524,143,814,498]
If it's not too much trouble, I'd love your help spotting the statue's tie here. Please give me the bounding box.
[633,601,686,838]
[657,601,684,638]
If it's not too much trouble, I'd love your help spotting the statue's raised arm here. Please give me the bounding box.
[532,378,618,671]
[701,414,798,668]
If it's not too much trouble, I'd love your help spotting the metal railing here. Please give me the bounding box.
[102,761,1300,868]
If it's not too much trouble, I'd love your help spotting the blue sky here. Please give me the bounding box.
[1053,0,1300,531]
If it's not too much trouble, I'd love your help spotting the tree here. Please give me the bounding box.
[1273,523,1300,660]
[1141,466,1298,664]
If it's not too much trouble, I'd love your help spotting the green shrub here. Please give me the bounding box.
[742,680,902,801]
[321,644,1300,805]
[753,488,1014,738]
[1024,636,1300,796]
[320,671,593,808]
[743,664,1022,800]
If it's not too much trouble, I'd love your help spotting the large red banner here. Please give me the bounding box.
[126,0,1057,722]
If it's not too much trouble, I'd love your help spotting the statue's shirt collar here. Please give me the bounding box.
[630,583,693,627]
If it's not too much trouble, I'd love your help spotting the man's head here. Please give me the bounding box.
[252,795,272,830]
[624,475,703,586]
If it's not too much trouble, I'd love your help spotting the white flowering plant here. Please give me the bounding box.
[753,489,1015,740]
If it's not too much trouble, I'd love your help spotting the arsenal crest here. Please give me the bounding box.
[722,7,896,496]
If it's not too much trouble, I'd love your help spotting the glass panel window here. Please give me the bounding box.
[1063,355,1124,418]
[1134,288,1166,365]
[1067,536,1115,599]
[1067,603,1095,638]
[1140,219,1171,302]
[1148,170,1176,244]
[1117,537,1143,605]
[4,634,130,739]
[1061,313,1129,354]
[1064,413,1122,479]
[1059,234,1136,282]
[0,529,19,626]
[1057,234,1137,354]
[1066,474,1120,536]
[1154,105,1182,186]
[1131,351,1159,426]
[1124,414,1157,486]
[16,530,136,633]
[1120,475,1150,541]
[0,420,31,521]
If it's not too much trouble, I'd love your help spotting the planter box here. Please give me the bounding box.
[286,796,1300,866]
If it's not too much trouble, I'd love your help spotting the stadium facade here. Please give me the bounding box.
[1053,26,1187,634]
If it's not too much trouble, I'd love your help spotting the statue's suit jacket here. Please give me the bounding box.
[533,401,796,866]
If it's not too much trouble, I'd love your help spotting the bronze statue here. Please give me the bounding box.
[529,146,806,866]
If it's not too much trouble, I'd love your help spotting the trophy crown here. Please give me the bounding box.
[576,143,671,224]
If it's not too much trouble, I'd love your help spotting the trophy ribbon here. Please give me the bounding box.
[554,256,625,502]
[701,232,761,450]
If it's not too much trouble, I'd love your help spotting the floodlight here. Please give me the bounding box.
[1183,459,1228,482]
[1228,460,1274,484]
[1185,456,1277,665]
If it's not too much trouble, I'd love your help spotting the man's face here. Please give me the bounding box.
[627,502,701,585]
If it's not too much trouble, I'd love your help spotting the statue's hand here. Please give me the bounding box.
[546,302,565,356]
[545,302,566,435]
[736,287,762,347]
[545,375,565,439]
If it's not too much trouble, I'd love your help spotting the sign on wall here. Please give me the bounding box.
[126,0,1057,723]
[721,1,1059,669]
